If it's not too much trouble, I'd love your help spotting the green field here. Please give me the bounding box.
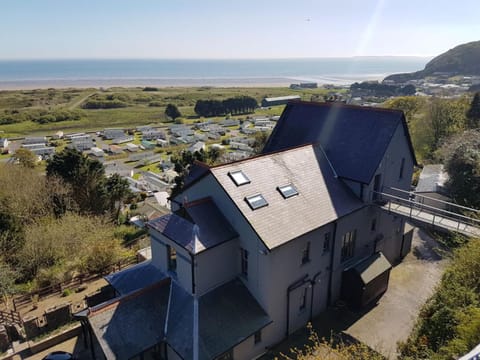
[0,86,340,137]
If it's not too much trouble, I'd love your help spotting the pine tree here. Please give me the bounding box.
[466,92,480,128]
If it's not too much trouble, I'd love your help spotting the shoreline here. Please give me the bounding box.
[0,75,385,91]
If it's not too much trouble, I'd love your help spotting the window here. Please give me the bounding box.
[254,330,262,344]
[241,248,249,279]
[229,170,250,186]
[341,230,356,262]
[301,242,310,264]
[323,232,331,252]
[399,158,405,179]
[371,218,377,231]
[299,287,308,311]
[167,245,177,272]
[245,194,268,210]
[277,184,299,199]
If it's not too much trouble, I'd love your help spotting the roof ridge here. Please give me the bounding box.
[210,143,315,170]
[290,100,405,115]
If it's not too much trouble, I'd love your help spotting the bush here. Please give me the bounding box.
[398,238,480,359]
[61,288,72,297]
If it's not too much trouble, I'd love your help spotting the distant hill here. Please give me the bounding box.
[384,40,480,83]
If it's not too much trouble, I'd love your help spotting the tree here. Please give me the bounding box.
[0,259,17,305]
[46,148,108,214]
[445,140,480,208]
[14,148,37,168]
[466,92,480,129]
[165,103,181,121]
[105,174,131,221]
[383,96,426,124]
[0,202,25,259]
[253,131,271,154]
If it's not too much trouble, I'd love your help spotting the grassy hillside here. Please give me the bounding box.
[385,40,480,82]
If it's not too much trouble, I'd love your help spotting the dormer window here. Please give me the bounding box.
[277,184,298,199]
[229,170,250,186]
[245,194,268,210]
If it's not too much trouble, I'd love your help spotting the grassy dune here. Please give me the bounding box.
[0,86,337,137]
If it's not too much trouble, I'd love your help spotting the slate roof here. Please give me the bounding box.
[88,279,170,360]
[210,144,364,250]
[167,279,272,360]
[263,101,416,184]
[416,164,449,195]
[148,198,238,254]
[104,260,167,296]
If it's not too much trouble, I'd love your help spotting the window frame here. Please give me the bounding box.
[301,241,310,265]
[323,232,331,253]
[277,184,299,199]
[341,230,356,262]
[245,194,268,210]
[228,170,250,186]
[167,245,177,272]
[241,248,249,279]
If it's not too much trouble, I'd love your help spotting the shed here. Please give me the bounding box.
[341,252,392,308]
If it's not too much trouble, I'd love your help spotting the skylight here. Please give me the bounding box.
[229,170,250,186]
[245,194,268,210]
[278,184,299,199]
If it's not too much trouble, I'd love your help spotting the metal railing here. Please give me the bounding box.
[373,187,480,236]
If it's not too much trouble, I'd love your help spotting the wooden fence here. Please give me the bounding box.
[12,256,138,311]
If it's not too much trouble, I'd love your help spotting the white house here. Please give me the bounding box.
[78,102,416,360]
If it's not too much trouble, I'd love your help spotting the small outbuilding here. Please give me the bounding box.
[261,95,301,107]
[415,164,450,209]
[341,252,392,308]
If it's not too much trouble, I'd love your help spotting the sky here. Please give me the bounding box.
[1,0,479,59]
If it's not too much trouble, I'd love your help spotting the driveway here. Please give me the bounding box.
[337,226,448,358]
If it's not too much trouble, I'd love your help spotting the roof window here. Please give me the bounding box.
[245,194,268,210]
[277,184,299,199]
[228,170,250,186]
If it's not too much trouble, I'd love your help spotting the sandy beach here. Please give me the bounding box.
[0,77,350,90]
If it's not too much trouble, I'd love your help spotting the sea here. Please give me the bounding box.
[0,58,430,90]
